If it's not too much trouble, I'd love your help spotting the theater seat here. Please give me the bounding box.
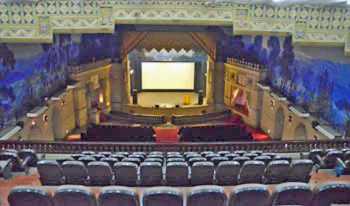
[263,160,290,184]
[312,182,350,206]
[143,187,183,206]
[37,160,64,185]
[0,159,12,179]
[166,162,189,186]
[140,162,163,186]
[253,156,272,165]
[98,186,139,206]
[187,185,227,206]
[78,156,96,165]
[238,160,265,184]
[100,157,118,167]
[271,182,313,206]
[87,161,114,186]
[229,184,270,206]
[62,161,88,185]
[53,185,96,206]
[191,161,214,185]
[114,162,138,186]
[232,156,250,165]
[215,161,240,185]
[288,159,313,182]
[8,186,53,206]
[210,156,229,166]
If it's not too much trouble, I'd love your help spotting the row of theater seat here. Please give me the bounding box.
[308,148,350,173]
[38,150,313,186]
[8,182,350,206]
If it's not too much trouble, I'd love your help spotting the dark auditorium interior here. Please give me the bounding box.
[1,0,350,206]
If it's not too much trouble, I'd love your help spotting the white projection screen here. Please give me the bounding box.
[141,62,195,90]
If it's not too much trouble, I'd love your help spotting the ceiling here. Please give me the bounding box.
[206,0,350,6]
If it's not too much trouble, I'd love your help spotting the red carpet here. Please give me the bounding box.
[153,127,179,143]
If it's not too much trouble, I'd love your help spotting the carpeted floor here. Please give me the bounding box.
[1,170,350,206]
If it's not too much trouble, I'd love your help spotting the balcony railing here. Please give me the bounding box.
[0,140,348,154]
[226,58,267,72]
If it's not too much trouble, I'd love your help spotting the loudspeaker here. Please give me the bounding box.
[312,121,319,129]
[345,120,350,138]
[198,93,204,105]
[132,93,138,104]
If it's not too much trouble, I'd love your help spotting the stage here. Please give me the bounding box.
[137,92,200,107]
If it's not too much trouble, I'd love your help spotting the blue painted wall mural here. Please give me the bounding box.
[0,34,116,128]
[226,35,350,132]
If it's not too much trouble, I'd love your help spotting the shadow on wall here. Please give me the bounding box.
[224,35,350,133]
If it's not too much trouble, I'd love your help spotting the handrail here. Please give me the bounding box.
[0,140,348,154]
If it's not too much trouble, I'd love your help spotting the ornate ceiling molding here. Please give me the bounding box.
[0,0,349,55]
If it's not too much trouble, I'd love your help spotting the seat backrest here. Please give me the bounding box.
[8,186,53,206]
[215,161,240,185]
[191,161,214,185]
[253,156,272,165]
[140,162,163,186]
[312,182,350,206]
[232,156,250,165]
[324,150,343,168]
[167,158,185,163]
[37,160,64,185]
[263,160,290,184]
[229,184,270,206]
[62,161,88,185]
[187,185,227,206]
[166,162,189,186]
[272,182,313,206]
[98,186,139,206]
[143,187,183,206]
[122,158,141,165]
[87,161,113,186]
[210,157,229,166]
[113,162,138,186]
[238,160,265,184]
[189,157,207,166]
[18,149,38,167]
[82,151,95,156]
[77,156,96,165]
[53,185,97,206]
[288,159,313,182]
[100,157,118,167]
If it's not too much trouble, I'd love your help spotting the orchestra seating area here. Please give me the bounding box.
[179,124,252,142]
[1,146,350,206]
[171,110,232,125]
[83,124,156,142]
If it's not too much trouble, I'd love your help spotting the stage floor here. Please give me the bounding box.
[137,92,200,107]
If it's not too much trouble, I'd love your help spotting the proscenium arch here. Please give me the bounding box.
[274,107,285,140]
[294,123,308,140]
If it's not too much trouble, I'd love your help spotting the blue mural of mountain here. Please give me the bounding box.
[227,35,350,132]
[0,34,116,128]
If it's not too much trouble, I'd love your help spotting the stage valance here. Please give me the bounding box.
[121,31,217,60]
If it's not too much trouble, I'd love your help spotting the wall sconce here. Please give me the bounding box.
[43,114,49,122]
[31,120,36,127]
[288,115,292,123]
[99,93,104,104]
[270,100,275,109]
[129,69,134,75]
[61,99,65,106]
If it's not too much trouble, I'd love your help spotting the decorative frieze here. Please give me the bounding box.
[0,0,349,54]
